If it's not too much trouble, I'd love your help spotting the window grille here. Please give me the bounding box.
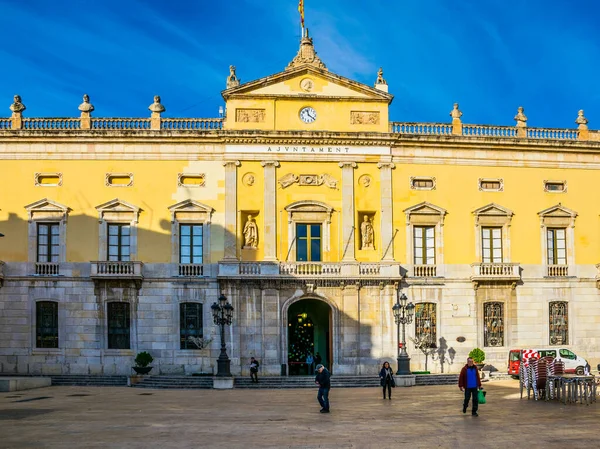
[36,301,58,348]
[483,302,504,347]
[180,303,203,349]
[107,302,130,349]
[414,303,436,347]
[549,301,568,345]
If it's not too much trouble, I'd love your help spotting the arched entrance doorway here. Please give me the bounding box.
[287,298,332,375]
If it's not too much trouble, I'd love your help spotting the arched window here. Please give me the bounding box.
[36,301,58,348]
[483,302,504,347]
[414,303,436,347]
[107,302,130,349]
[180,303,203,349]
[549,301,568,345]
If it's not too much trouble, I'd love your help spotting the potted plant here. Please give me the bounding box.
[133,351,154,375]
[468,348,486,371]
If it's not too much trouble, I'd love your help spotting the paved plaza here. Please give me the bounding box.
[0,380,598,448]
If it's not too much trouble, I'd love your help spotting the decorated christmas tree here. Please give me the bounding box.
[289,313,314,362]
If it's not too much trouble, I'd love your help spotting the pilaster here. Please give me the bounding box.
[222,160,240,261]
[261,160,280,261]
[339,162,357,261]
[377,162,395,261]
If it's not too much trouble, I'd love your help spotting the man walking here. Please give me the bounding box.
[314,364,331,413]
[249,357,260,383]
[458,357,482,416]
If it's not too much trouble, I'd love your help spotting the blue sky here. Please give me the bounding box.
[1,0,599,128]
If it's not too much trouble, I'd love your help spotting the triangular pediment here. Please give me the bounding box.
[404,202,447,217]
[222,66,393,103]
[25,198,70,213]
[168,199,214,223]
[473,203,514,217]
[96,198,140,214]
[538,203,577,218]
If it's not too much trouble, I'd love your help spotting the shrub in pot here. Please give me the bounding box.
[133,351,154,375]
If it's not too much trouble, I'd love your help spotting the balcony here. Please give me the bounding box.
[471,263,521,288]
[413,264,438,278]
[218,261,402,279]
[178,263,204,277]
[547,264,569,277]
[35,262,60,276]
[90,261,143,281]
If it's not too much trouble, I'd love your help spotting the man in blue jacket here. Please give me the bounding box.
[315,364,331,413]
[458,357,482,416]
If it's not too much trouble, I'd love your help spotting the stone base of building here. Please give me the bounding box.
[395,375,416,387]
[213,377,234,389]
[0,376,51,392]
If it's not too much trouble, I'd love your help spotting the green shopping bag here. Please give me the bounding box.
[478,389,487,404]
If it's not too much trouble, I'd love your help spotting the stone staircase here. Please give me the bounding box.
[132,374,461,390]
[50,375,128,387]
[132,375,214,389]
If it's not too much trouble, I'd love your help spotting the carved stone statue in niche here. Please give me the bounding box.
[360,215,375,250]
[243,215,258,249]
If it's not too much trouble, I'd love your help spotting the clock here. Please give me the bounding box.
[299,107,317,124]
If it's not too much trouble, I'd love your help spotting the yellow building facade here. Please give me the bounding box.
[1,34,600,377]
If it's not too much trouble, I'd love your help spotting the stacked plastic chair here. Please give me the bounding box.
[528,358,539,400]
[536,358,548,399]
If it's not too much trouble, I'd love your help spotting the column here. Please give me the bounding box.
[261,160,280,261]
[377,162,395,261]
[339,162,357,261]
[222,160,240,260]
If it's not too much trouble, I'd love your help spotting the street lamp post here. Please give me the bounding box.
[211,293,234,377]
[392,292,415,375]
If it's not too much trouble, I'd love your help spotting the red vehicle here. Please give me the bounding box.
[508,348,590,377]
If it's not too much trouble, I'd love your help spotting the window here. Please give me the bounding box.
[410,177,435,190]
[108,224,130,262]
[549,301,568,345]
[37,223,60,263]
[544,181,566,192]
[36,301,58,348]
[483,302,504,347]
[179,224,203,264]
[414,303,436,347]
[107,302,130,349]
[481,227,502,263]
[296,223,321,261]
[547,228,566,265]
[180,303,203,349]
[538,350,557,358]
[559,348,575,360]
[413,226,435,264]
[479,178,503,191]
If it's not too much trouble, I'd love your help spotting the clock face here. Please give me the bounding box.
[299,107,317,124]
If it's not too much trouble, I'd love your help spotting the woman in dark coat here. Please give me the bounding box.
[379,361,395,399]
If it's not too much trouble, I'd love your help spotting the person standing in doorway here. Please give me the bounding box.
[314,352,322,366]
[379,361,395,400]
[458,357,482,416]
[315,364,331,413]
[249,357,260,384]
[306,353,314,373]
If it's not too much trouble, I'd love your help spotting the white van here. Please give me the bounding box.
[535,348,590,375]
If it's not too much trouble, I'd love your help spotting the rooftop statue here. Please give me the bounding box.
[9,95,26,113]
[226,65,240,89]
[514,106,528,127]
[286,29,327,71]
[450,103,463,121]
[148,95,166,113]
[78,94,95,113]
[575,109,588,129]
[375,67,387,85]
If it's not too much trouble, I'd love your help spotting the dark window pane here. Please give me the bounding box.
[180,303,203,349]
[36,301,58,348]
[107,302,130,349]
[310,225,321,237]
[297,224,307,238]
[297,239,308,261]
[310,239,321,261]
